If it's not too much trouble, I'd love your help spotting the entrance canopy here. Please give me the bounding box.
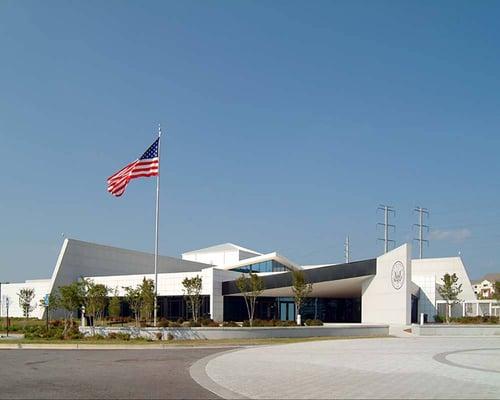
[222,259,376,298]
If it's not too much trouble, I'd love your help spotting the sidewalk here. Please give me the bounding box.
[388,324,413,337]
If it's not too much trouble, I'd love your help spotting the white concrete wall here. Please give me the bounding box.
[412,275,437,321]
[182,249,240,267]
[87,270,213,297]
[412,257,476,302]
[209,269,240,321]
[80,324,390,340]
[412,257,476,319]
[1,279,52,319]
[361,244,412,325]
[87,268,241,322]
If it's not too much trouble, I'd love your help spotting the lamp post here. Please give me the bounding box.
[44,294,50,332]
[0,282,9,318]
[5,297,9,337]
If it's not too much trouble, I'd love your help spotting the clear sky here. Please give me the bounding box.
[1,0,499,282]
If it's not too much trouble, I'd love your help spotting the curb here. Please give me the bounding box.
[0,343,251,350]
[189,349,249,400]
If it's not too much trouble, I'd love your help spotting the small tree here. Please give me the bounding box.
[59,281,85,335]
[437,273,463,323]
[236,272,264,327]
[38,292,60,321]
[124,285,142,327]
[292,269,313,325]
[108,288,121,320]
[83,279,109,328]
[493,281,500,301]
[139,278,155,323]
[182,275,202,322]
[18,288,35,321]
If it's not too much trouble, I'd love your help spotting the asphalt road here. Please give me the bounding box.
[0,348,227,399]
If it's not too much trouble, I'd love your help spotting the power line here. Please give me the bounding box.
[377,205,395,253]
[413,206,429,259]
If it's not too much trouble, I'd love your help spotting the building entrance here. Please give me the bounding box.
[279,299,295,321]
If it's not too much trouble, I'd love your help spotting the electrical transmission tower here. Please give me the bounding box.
[344,235,350,263]
[377,205,395,253]
[413,206,429,259]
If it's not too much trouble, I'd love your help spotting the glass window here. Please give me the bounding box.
[231,260,290,273]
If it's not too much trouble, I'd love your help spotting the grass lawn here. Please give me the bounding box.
[1,335,389,347]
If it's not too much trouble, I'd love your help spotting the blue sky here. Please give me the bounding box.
[1,0,499,282]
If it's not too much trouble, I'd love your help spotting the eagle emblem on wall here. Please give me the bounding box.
[391,261,405,290]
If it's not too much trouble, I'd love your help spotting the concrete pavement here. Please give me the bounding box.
[193,336,500,399]
[0,348,226,399]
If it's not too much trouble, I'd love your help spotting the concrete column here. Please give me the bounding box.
[462,302,466,317]
[476,302,480,316]
[489,302,492,316]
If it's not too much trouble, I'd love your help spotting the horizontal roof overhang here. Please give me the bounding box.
[222,258,376,297]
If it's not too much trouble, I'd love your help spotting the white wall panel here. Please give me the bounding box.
[362,244,412,325]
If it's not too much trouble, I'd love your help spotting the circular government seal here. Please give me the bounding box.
[391,261,405,290]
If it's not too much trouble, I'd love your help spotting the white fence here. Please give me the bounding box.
[436,300,500,318]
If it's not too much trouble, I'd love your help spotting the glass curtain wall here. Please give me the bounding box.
[231,260,289,273]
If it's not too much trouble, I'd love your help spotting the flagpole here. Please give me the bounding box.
[153,123,161,327]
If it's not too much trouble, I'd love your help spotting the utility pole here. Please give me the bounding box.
[377,205,395,253]
[344,236,350,263]
[413,206,429,259]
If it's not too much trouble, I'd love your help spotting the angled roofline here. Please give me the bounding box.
[216,252,300,271]
[182,242,262,256]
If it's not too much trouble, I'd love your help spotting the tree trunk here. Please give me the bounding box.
[243,295,251,326]
[250,297,256,327]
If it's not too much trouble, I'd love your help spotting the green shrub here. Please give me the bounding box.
[67,330,83,340]
[433,314,444,323]
[222,321,239,327]
[108,332,118,339]
[158,319,170,328]
[23,325,66,340]
[450,316,499,324]
[200,318,219,327]
[274,320,297,327]
[242,319,275,327]
[115,332,131,341]
[168,321,181,328]
[305,319,323,326]
[180,320,201,327]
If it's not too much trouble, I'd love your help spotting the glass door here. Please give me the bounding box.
[279,300,295,321]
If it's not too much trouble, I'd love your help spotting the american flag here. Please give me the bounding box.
[107,138,159,197]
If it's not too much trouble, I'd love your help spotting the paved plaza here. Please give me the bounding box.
[1,337,499,399]
[194,336,500,399]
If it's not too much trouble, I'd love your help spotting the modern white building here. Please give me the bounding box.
[0,238,492,323]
